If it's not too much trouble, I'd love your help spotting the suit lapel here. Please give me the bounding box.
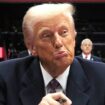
[19,57,90,105]
[19,58,45,105]
[66,58,90,105]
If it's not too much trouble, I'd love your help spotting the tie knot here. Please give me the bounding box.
[49,79,60,89]
[47,79,62,93]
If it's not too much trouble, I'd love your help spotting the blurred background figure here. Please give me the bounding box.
[77,38,102,62]
[17,28,33,58]
[17,50,31,58]
[7,43,18,59]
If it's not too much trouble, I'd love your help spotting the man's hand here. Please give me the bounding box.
[38,92,72,105]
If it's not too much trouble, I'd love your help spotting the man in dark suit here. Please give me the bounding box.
[77,38,102,62]
[0,3,105,105]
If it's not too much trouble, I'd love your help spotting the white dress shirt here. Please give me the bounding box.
[82,53,91,60]
[40,62,70,94]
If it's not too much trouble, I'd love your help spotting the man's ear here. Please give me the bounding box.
[31,46,38,56]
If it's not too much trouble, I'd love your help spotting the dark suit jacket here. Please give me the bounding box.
[18,50,29,58]
[0,56,105,105]
[77,54,102,62]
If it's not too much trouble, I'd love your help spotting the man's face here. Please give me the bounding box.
[81,41,92,55]
[33,14,76,70]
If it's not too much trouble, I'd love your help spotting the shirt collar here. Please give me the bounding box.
[82,53,91,60]
[40,62,70,92]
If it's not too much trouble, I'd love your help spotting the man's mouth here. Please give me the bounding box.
[54,51,68,59]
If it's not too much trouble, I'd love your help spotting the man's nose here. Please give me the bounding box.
[53,34,63,49]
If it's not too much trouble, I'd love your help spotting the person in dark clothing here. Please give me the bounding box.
[77,38,102,62]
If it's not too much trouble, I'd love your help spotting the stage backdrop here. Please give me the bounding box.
[0,0,105,3]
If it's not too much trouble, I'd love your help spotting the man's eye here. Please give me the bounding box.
[61,29,68,36]
[63,30,67,34]
[42,32,52,39]
[43,34,50,38]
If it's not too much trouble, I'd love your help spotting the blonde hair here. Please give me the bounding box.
[22,3,76,48]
